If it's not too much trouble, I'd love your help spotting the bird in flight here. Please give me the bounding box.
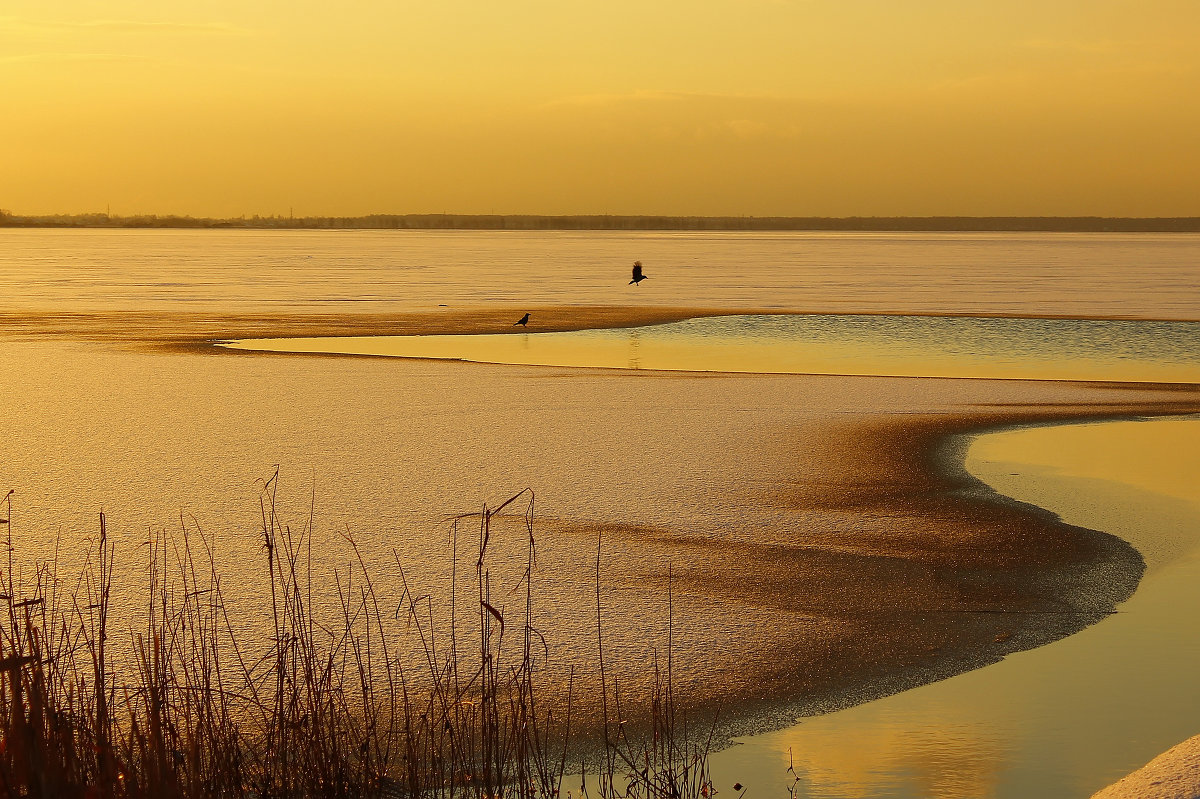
[514,312,530,327]
[629,261,647,286]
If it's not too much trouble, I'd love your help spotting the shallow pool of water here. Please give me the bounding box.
[225,313,1200,382]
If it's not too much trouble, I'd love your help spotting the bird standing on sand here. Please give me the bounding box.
[629,261,647,286]
[514,312,530,327]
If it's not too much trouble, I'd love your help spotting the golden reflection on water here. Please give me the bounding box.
[791,717,1005,799]
[715,699,1011,799]
[225,320,1200,383]
[975,418,1200,506]
[221,312,1200,383]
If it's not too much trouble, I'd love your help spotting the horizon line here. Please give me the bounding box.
[3,210,1200,233]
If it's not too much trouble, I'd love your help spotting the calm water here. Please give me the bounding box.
[3,229,1200,797]
[1,228,1198,318]
[228,314,1200,383]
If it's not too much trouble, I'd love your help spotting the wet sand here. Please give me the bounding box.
[572,393,1200,733]
[2,308,1198,739]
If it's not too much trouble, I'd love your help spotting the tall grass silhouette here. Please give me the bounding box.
[0,480,722,798]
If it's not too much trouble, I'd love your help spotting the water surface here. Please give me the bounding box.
[225,314,1200,383]
[2,229,1198,319]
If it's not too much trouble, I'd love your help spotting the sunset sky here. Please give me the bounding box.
[3,1,1198,217]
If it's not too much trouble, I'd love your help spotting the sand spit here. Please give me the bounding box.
[1093,735,1200,799]
[0,306,747,347]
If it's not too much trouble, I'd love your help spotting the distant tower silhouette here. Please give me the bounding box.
[514,312,530,327]
[629,261,647,286]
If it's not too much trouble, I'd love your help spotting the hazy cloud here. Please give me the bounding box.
[546,89,792,109]
[546,90,687,108]
[540,90,812,144]
[724,119,795,140]
[0,17,252,36]
[1017,38,1127,55]
[0,51,153,64]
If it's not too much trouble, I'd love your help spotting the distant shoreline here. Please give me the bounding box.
[3,212,1200,233]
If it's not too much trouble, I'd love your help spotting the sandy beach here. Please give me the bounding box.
[1093,735,1200,798]
[2,306,1197,744]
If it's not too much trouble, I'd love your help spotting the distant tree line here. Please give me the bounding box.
[2,209,1198,232]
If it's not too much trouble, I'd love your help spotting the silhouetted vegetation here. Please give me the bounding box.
[2,210,1199,232]
[0,484,719,798]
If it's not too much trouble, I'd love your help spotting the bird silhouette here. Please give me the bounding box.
[514,312,530,327]
[629,261,647,285]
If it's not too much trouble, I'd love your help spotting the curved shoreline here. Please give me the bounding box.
[661,399,1199,737]
[705,415,1200,797]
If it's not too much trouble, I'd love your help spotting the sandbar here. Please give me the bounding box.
[2,308,1198,740]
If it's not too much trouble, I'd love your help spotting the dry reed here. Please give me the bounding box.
[0,479,724,799]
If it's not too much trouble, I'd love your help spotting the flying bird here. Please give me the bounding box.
[629,261,647,286]
[514,312,530,327]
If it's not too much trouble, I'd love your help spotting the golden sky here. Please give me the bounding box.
[3,1,1198,217]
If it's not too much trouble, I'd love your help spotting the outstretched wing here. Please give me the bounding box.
[631,261,643,280]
